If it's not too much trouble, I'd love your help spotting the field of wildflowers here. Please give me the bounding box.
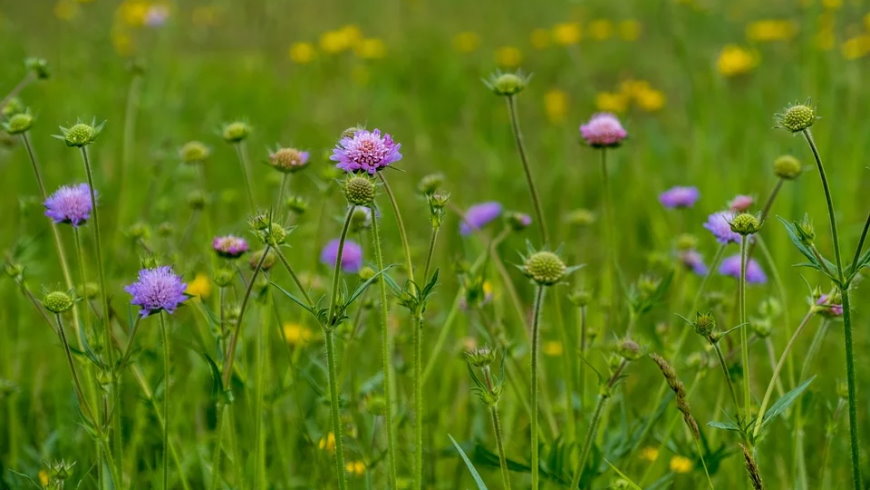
[1,0,869,488]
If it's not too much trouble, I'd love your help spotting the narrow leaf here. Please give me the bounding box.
[448,434,488,490]
[762,376,816,427]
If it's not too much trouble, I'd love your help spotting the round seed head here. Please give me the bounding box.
[179,141,210,164]
[693,312,716,337]
[729,213,761,236]
[222,121,251,143]
[618,339,642,360]
[269,147,309,173]
[344,175,376,206]
[773,154,801,180]
[778,104,815,132]
[63,123,97,147]
[489,72,527,96]
[4,112,33,134]
[42,291,74,314]
[523,251,567,286]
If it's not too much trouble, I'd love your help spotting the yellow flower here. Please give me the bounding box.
[841,35,870,59]
[635,87,666,112]
[822,0,841,9]
[544,89,568,124]
[320,25,361,54]
[482,280,494,298]
[118,0,150,27]
[318,432,336,452]
[289,42,316,64]
[543,341,563,356]
[669,455,693,473]
[716,44,757,77]
[355,38,386,60]
[640,446,660,462]
[746,20,797,42]
[186,273,212,299]
[619,20,641,41]
[588,19,613,41]
[618,79,650,98]
[53,0,80,21]
[595,91,628,113]
[345,460,366,476]
[530,28,551,49]
[552,22,582,45]
[452,31,480,53]
[495,46,522,67]
[282,323,314,347]
[38,469,50,487]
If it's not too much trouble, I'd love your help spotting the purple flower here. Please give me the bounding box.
[660,186,700,209]
[729,195,754,212]
[330,129,402,174]
[212,235,249,259]
[718,255,767,283]
[579,113,628,147]
[321,239,363,273]
[703,210,741,244]
[44,183,94,227]
[144,5,170,27]
[460,202,502,235]
[816,294,843,317]
[679,249,708,276]
[125,266,188,317]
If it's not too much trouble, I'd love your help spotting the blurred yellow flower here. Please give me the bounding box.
[320,25,361,54]
[822,0,841,9]
[53,0,80,21]
[345,460,366,476]
[289,42,316,64]
[595,91,628,113]
[186,273,212,299]
[355,38,386,59]
[635,87,665,112]
[669,455,693,473]
[495,46,522,67]
[318,432,336,452]
[716,45,757,77]
[640,446,660,461]
[543,341,563,356]
[588,19,613,41]
[282,323,314,347]
[482,280,494,298]
[746,20,797,42]
[38,470,49,487]
[842,35,870,59]
[864,12,870,31]
[530,28,551,49]
[452,31,480,53]
[118,0,150,27]
[544,89,568,123]
[619,20,642,41]
[552,22,582,45]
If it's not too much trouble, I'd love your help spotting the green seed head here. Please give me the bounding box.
[617,339,642,361]
[62,122,99,147]
[222,121,251,143]
[344,175,376,206]
[214,268,235,288]
[179,140,210,164]
[259,223,287,246]
[4,112,33,134]
[42,291,74,314]
[465,346,498,368]
[729,213,761,236]
[693,312,717,337]
[488,72,527,96]
[773,154,802,180]
[778,104,815,132]
[523,251,567,286]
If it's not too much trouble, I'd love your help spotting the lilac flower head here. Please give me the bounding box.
[659,186,700,209]
[44,183,94,227]
[321,239,364,273]
[816,294,843,317]
[718,255,767,283]
[703,210,741,244]
[212,235,249,259]
[729,195,754,212]
[460,202,503,235]
[679,249,708,276]
[330,129,402,174]
[125,266,188,317]
[579,113,628,148]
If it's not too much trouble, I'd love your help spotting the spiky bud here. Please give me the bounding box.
[773,154,802,180]
[486,71,528,96]
[465,346,498,367]
[618,339,642,360]
[222,121,251,143]
[248,212,271,231]
[693,312,716,338]
[286,195,308,214]
[523,251,567,286]
[730,213,761,236]
[179,140,210,164]
[3,111,33,134]
[257,223,287,246]
[60,122,102,147]
[42,291,74,313]
[796,214,815,243]
[417,173,444,195]
[777,104,815,133]
[344,175,376,206]
[569,289,591,307]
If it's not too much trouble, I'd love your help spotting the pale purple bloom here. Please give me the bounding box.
[729,195,754,212]
[330,129,402,174]
[212,235,249,259]
[816,294,843,317]
[718,255,767,283]
[679,249,708,276]
[144,5,170,27]
[703,210,741,244]
[460,202,502,235]
[579,113,628,147]
[321,239,363,273]
[44,183,94,227]
[125,266,188,317]
[660,186,700,209]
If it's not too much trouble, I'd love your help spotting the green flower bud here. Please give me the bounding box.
[2,97,24,118]
[729,213,761,236]
[675,233,698,251]
[222,121,251,143]
[258,223,287,246]
[3,111,33,134]
[248,212,271,231]
[179,140,210,164]
[417,173,444,195]
[125,222,151,241]
[465,346,498,368]
[344,175,376,206]
[486,71,528,96]
[187,190,207,210]
[523,251,567,286]
[565,208,596,226]
[78,282,99,299]
[60,121,102,147]
[796,215,815,243]
[158,222,174,237]
[358,266,376,281]
[214,268,235,288]
[693,312,716,337]
[617,339,642,360]
[773,154,802,180]
[285,195,308,214]
[42,291,74,313]
[777,103,815,132]
[249,248,276,271]
[751,320,771,338]
[568,289,591,307]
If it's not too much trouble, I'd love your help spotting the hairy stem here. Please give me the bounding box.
[530,285,545,490]
[505,94,548,244]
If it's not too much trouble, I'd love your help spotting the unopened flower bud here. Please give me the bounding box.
[25,57,49,79]
[618,339,642,360]
[486,71,528,96]
[214,268,235,287]
[344,175,376,206]
[249,248,276,271]
[179,140,210,164]
[693,312,716,337]
[42,291,74,313]
[60,121,102,147]
[417,173,444,195]
[569,289,591,307]
[222,121,251,143]
[285,195,308,214]
[675,234,697,251]
[773,154,802,180]
[3,111,33,134]
[187,190,206,210]
[729,213,761,236]
[466,346,498,367]
[523,251,567,286]
[506,211,532,231]
[777,103,815,133]
[358,266,376,281]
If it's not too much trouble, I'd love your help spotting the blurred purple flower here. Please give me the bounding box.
[703,210,741,244]
[321,239,363,273]
[460,202,502,235]
[44,183,94,227]
[125,266,188,317]
[660,186,700,209]
[331,129,402,174]
[145,5,170,27]
[679,249,708,276]
[718,255,767,283]
[579,113,628,147]
[728,194,754,212]
[212,235,249,259]
[816,294,843,317]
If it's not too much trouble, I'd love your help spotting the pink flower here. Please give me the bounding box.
[729,195,754,212]
[579,113,627,148]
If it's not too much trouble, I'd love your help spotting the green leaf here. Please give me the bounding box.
[346,264,395,306]
[762,376,816,428]
[779,217,837,279]
[603,458,643,489]
[270,281,316,316]
[448,434,488,489]
[707,420,741,432]
[197,351,224,397]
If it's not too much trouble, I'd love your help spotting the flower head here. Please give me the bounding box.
[776,103,816,133]
[816,294,844,317]
[124,266,188,317]
[179,141,210,164]
[773,154,802,180]
[44,183,94,227]
[728,195,754,212]
[212,235,249,259]
[718,255,767,283]
[3,111,33,134]
[484,70,529,96]
[523,251,567,286]
[729,213,762,236]
[579,113,627,148]
[659,186,700,209]
[460,202,502,235]
[269,147,310,173]
[679,249,708,276]
[321,239,363,273]
[330,128,401,174]
[42,291,74,314]
[703,210,741,244]
[58,120,104,147]
[222,121,251,143]
[344,175,376,205]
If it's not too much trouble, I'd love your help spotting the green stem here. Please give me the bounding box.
[0,71,35,111]
[115,72,142,236]
[739,236,751,424]
[54,313,95,424]
[234,141,257,211]
[413,312,424,490]
[273,247,313,306]
[712,341,742,423]
[210,403,228,490]
[490,405,512,490]
[505,94,548,244]
[377,173,415,284]
[422,224,439,283]
[530,285,545,490]
[159,313,170,490]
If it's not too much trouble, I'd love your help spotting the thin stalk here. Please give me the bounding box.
[693,436,714,489]
[711,341,742,422]
[234,141,257,211]
[115,72,143,234]
[505,94,548,244]
[54,313,95,424]
[422,224,439,283]
[0,71,35,110]
[491,405,512,490]
[273,247,313,306]
[159,313,170,490]
[413,312,424,490]
[529,285,545,490]
[276,173,289,217]
[849,210,870,273]
[739,236,751,423]
[72,228,93,336]
[377,174,415,284]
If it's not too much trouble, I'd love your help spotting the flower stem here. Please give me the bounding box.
[273,247,313,306]
[234,141,257,211]
[529,285,545,490]
[377,174,415,284]
[712,341,742,422]
[0,71,35,111]
[505,94,548,244]
[490,405,512,490]
[54,313,95,424]
[159,313,170,490]
[739,236,751,424]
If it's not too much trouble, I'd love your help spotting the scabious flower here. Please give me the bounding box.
[125,266,188,317]
[321,239,363,273]
[579,113,627,147]
[679,249,708,276]
[44,183,94,227]
[212,235,249,259]
[718,255,767,283]
[330,128,401,174]
[816,294,844,317]
[659,186,700,209]
[460,202,502,235]
[703,210,741,244]
[269,147,310,173]
[729,195,754,212]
